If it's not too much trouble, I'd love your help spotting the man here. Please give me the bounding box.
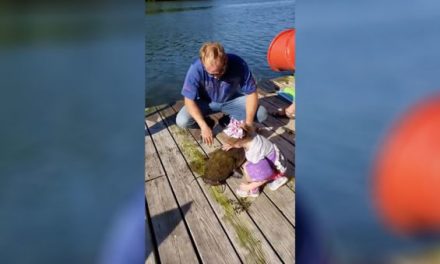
[176,42,267,145]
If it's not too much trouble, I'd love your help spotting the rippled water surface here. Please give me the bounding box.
[296,0,440,262]
[145,0,295,106]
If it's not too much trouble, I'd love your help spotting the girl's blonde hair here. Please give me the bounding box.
[199,42,227,67]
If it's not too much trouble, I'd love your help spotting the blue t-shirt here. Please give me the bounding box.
[181,54,257,103]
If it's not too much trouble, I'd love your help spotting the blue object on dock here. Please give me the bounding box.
[277,91,295,103]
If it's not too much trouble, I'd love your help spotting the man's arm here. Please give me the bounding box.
[245,91,259,126]
[239,57,258,127]
[184,97,207,128]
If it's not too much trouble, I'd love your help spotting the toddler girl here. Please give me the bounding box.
[222,118,288,198]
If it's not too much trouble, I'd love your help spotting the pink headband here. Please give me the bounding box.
[223,118,245,139]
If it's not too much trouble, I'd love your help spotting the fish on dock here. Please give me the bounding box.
[201,148,246,186]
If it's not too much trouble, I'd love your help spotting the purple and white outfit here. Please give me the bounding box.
[223,118,287,182]
[244,134,287,182]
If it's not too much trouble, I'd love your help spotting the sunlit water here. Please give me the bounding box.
[0,6,144,263]
[145,0,296,106]
[296,0,440,262]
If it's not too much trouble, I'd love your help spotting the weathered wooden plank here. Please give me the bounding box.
[145,247,157,263]
[262,184,295,226]
[145,123,198,263]
[159,104,283,264]
[257,76,294,96]
[144,128,161,264]
[145,234,156,264]
[253,124,295,166]
[258,115,295,146]
[257,80,293,124]
[169,104,295,261]
[286,119,295,135]
[284,162,296,192]
[227,176,295,262]
[260,92,292,111]
[257,79,280,94]
[258,96,296,134]
[146,110,241,264]
[257,93,292,115]
[145,209,158,264]
[270,75,294,90]
[145,255,156,264]
[256,84,278,97]
[145,131,166,181]
[145,177,199,263]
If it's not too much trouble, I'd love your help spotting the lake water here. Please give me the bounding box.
[0,5,145,263]
[145,0,296,106]
[296,0,440,262]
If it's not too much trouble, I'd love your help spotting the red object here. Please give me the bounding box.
[267,29,295,71]
[373,95,440,234]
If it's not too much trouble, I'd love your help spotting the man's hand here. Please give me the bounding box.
[201,125,213,146]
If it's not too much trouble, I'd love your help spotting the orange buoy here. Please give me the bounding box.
[373,95,440,234]
[267,28,295,71]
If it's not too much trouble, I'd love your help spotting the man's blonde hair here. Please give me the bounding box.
[199,42,227,66]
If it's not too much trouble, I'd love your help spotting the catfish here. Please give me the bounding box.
[201,148,245,186]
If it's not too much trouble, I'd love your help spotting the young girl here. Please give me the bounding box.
[222,118,288,198]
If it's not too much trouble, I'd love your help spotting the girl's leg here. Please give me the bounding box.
[236,161,270,198]
[242,162,252,183]
[240,180,267,191]
[241,158,275,187]
[240,162,268,191]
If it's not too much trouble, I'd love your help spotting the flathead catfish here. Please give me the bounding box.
[201,148,245,186]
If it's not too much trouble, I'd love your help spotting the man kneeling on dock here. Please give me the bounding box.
[176,42,267,145]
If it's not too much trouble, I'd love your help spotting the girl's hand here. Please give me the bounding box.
[222,143,234,151]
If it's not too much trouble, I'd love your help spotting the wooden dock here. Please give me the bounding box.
[145,78,295,264]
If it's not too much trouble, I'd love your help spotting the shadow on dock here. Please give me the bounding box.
[146,201,193,262]
[145,103,177,136]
